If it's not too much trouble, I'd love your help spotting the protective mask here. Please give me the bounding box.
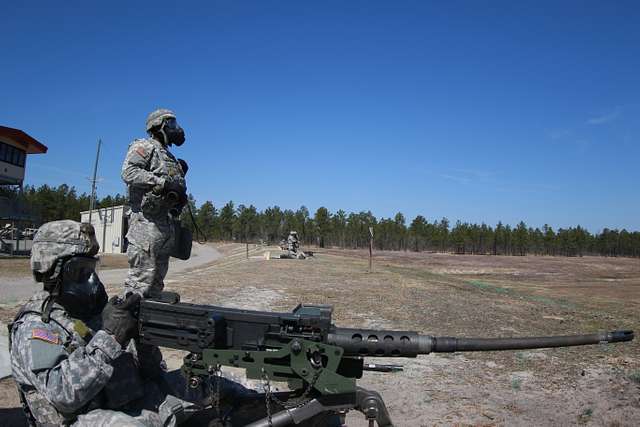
[57,257,108,318]
[160,118,185,147]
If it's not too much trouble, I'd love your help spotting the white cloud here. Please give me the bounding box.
[549,129,572,140]
[451,168,496,179]
[439,174,471,185]
[587,107,621,125]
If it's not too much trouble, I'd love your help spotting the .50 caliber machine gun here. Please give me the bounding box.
[138,294,634,427]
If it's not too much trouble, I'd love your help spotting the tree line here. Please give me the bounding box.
[2,184,639,258]
[1,184,126,224]
[187,199,640,258]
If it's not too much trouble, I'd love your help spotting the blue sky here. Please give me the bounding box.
[1,1,638,232]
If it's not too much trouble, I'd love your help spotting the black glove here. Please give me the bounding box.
[164,179,185,195]
[102,293,141,346]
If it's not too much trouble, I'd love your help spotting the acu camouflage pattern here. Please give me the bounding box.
[145,108,176,132]
[10,291,123,425]
[30,220,100,283]
[121,136,186,297]
[287,232,299,254]
[10,292,225,426]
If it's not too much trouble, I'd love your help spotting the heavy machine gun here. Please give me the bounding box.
[138,294,634,427]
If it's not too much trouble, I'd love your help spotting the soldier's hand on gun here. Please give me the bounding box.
[152,177,166,195]
[102,293,142,347]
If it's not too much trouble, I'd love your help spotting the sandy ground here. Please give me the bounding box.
[1,244,638,426]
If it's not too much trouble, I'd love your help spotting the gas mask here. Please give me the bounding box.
[159,117,185,147]
[57,256,108,319]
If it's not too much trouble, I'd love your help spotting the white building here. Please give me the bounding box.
[80,205,128,254]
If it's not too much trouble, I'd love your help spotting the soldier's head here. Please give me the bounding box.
[146,108,185,147]
[31,220,107,318]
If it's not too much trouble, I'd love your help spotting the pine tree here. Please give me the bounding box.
[314,207,331,248]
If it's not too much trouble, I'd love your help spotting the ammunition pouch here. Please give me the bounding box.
[171,221,192,260]
[142,188,187,218]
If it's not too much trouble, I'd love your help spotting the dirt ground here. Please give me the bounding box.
[1,244,638,426]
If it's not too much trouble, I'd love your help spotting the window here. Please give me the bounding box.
[6,145,14,163]
[0,141,26,167]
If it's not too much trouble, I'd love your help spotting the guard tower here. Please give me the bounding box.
[0,125,48,254]
[0,125,48,187]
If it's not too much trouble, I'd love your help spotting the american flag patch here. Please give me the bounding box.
[32,328,59,345]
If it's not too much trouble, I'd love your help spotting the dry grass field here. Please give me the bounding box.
[1,243,638,426]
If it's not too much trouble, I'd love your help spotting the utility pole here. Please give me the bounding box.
[88,139,102,224]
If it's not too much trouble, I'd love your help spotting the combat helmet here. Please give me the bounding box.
[30,220,100,283]
[146,108,176,132]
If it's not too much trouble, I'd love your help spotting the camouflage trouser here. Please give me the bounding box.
[74,370,251,427]
[125,212,173,298]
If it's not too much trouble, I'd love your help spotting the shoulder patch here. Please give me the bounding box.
[32,328,60,345]
[135,146,146,157]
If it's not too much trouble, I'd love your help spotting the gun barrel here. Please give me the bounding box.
[327,328,434,357]
[328,328,634,357]
[430,330,634,352]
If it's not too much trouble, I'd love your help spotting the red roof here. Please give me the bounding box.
[0,125,48,154]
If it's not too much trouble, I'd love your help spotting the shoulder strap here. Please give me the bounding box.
[41,296,56,324]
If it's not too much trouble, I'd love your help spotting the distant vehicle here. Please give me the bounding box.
[22,228,37,238]
[0,226,37,240]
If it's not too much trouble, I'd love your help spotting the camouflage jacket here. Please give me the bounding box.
[121,137,186,216]
[9,292,139,425]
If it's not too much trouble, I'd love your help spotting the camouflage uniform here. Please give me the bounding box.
[287,233,299,254]
[121,136,186,298]
[10,220,249,426]
[10,291,241,426]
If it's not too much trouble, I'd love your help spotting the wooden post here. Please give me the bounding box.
[368,226,374,272]
[11,219,15,256]
[246,242,249,259]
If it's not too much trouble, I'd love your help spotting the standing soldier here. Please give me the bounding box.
[122,109,188,298]
[287,231,300,255]
[287,230,307,258]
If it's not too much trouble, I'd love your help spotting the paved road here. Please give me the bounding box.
[0,243,222,305]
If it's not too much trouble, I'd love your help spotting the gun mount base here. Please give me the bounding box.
[243,387,392,427]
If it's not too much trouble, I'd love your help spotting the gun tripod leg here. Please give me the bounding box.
[355,387,393,427]
[245,397,348,427]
